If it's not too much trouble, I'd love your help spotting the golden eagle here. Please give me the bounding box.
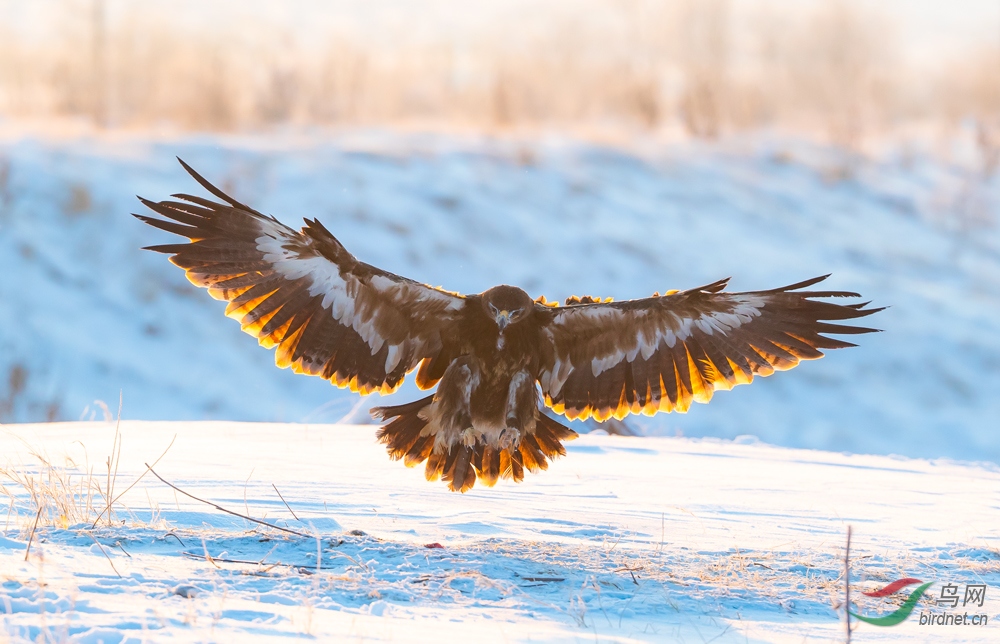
[136,160,881,492]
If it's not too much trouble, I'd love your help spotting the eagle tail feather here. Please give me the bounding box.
[442,444,477,493]
[373,395,435,462]
[373,399,577,491]
[518,434,548,472]
[477,445,501,487]
[533,413,578,459]
[425,451,446,482]
[499,449,525,482]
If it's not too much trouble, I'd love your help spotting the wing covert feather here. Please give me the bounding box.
[538,276,881,421]
[136,159,466,395]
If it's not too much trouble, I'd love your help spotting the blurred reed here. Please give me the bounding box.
[0,0,996,148]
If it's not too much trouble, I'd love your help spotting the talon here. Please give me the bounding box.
[498,426,521,449]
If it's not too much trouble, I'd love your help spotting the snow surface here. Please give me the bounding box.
[2,420,999,642]
[2,130,999,464]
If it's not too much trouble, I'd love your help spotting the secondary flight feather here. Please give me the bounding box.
[136,159,882,492]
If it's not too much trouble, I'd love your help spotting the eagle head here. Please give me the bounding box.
[481,285,534,332]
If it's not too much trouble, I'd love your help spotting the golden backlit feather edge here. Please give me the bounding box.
[375,399,577,492]
[539,276,884,422]
[134,161,459,397]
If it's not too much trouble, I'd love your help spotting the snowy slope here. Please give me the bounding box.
[2,421,999,642]
[1,131,999,463]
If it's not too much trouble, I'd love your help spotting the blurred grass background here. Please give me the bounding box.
[0,0,997,151]
[1,0,1000,446]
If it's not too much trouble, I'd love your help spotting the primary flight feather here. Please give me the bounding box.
[136,159,882,492]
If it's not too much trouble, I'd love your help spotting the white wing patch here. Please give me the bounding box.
[546,295,766,386]
[368,274,464,313]
[257,228,385,351]
[591,351,625,377]
[257,220,462,361]
[540,354,574,399]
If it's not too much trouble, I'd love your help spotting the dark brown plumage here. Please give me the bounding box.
[137,159,882,492]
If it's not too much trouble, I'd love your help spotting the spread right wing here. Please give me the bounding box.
[135,159,467,395]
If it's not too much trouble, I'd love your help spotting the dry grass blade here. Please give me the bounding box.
[181,551,299,570]
[87,394,125,529]
[4,496,14,535]
[145,464,310,538]
[201,539,220,569]
[23,507,41,561]
[272,484,300,521]
[87,532,122,578]
[314,531,322,575]
[91,433,176,528]
[845,525,853,643]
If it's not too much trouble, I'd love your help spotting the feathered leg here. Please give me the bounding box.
[417,357,480,492]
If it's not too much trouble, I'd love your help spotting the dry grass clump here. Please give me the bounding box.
[0,0,995,145]
[1,404,173,538]
[0,436,121,537]
[0,449,100,536]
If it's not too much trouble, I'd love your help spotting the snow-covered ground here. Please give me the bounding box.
[2,420,999,642]
[1,130,999,464]
[3,128,999,640]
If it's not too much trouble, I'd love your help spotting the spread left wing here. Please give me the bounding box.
[135,159,466,395]
[537,276,882,421]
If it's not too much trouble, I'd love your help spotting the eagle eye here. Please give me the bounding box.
[489,302,499,315]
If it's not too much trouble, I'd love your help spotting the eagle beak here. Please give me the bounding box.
[495,310,511,331]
